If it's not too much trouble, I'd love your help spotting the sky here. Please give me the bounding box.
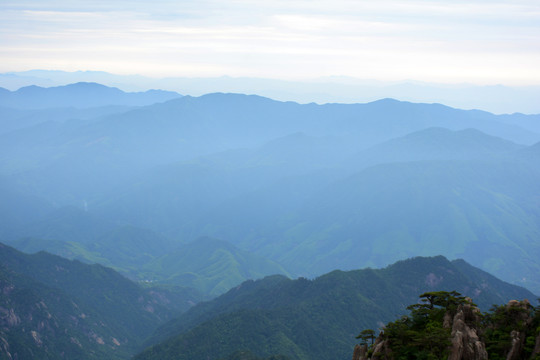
[1,0,540,86]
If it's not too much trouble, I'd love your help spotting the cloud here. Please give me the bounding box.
[0,0,539,84]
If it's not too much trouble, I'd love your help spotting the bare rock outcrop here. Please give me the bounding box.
[447,302,488,360]
[352,333,392,360]
[503,299,533,360]
[352,298,538,360]
[369,334,392,360]
[352,343,367,360]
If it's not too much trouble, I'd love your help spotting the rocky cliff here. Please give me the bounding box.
[353,295,540,360]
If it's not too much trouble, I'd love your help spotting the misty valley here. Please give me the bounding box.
[1,82,539,360]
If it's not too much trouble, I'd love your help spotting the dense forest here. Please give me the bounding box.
[135,256,536,360]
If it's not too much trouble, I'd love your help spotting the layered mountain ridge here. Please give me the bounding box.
[1,84,540,296]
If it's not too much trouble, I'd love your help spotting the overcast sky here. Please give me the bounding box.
[1,0,539,85]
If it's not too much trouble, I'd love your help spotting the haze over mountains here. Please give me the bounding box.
[1,81,539,359]
[2,70,540,114]
[1,82,539,294]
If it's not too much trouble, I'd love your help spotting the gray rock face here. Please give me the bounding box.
[503,299,533,360]
[369,335,392,360]
[506,330,523,360]
[352,343,367,360]
[448,303,488,360]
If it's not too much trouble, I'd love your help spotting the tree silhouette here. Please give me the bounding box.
[356,329,376,345]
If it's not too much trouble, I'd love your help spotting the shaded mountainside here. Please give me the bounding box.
[0,264,127,360]
[136,256,537,360]
[0,243,202,360]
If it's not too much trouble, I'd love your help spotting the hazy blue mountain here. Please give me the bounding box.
[0,82,181,109]
[346,127,523,169]
[262,160,540,292]
[139,237,290,296]
[199,132,351,174]
[0,104,135,135]
[84,126,540,294]
[3,70,540,114]
[0,177,54,240]
[517,140,540,165]
[2,90,539,295]
[92,126,525,236]
[93,132,351,234]
[137,256,536,360]
[8,205,117,244]
[496,112,540,134]
[91,126,537,293]
[1,92,539,207]
[161,155,539,294]
[0,243,202,359]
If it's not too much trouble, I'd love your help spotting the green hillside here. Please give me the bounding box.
[8,234,288,298]
[137,256,537,360]
[139,237,290,296]
[266,159,540,292]
[0,243,201,359]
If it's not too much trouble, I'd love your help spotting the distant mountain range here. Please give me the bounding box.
[2,81,540,360]
[0,82,181,136]
[2,70,540,114]
[135,255,536,360]
[1,85,540,297]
